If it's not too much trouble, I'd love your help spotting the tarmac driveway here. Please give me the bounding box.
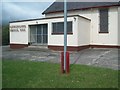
[2,46,120,70]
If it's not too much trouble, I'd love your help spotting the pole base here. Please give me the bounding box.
[61,52,70,74]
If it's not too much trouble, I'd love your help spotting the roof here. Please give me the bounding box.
[42,2,120,14]
[10,15,89,23]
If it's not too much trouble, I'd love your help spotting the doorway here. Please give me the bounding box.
[29,24,48,45]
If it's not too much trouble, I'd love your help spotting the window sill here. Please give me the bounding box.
[52,32,73,35]
[99,32,109,34]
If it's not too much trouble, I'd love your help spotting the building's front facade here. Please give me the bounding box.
[9,2,120,51]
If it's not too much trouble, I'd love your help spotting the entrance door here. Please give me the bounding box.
[30,24,48,45]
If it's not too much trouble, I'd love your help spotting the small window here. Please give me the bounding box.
[99,8,109,33]
[52,21,72,34]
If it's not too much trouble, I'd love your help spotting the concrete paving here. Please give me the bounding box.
[2,46,120,70]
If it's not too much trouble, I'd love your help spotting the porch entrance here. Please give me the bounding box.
[29,24,48,45]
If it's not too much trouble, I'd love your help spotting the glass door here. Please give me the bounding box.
[42,24,48,44]
[30,24,48,45]
[37,25,42,44]
[30,25,37,44]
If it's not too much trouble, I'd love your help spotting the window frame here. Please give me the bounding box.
[52,21,73,35]
[99,8,109,34]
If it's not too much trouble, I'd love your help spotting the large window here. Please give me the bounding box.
[99,8,109,33]
[52,21,72,34]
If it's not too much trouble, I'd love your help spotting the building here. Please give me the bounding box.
[9,2,120,51]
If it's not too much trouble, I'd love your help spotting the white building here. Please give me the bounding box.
[9,2,120,51]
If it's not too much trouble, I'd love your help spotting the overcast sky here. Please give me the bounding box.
[1,0,120,25]
[2,1,54,24]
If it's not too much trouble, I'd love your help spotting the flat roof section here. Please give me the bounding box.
[9,15,91,23]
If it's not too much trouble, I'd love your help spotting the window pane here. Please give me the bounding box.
[37,25,42,35]
[52,21,72,33]
[30,25,36,34]
[57,22,64,33]
[30,34,36,43]
[30,25,37,43]
[67,21,72,32]
[43,24,48,34]
[37,35,42,43]
[43,35,47,43]
[53,23,57,33]
[99,8,108,32]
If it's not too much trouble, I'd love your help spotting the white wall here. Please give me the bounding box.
[10,16,79,46]
[78,16,90,46]
[118,6,120,45]
[48,16,90,46]
[90,7,118,45]
[10,6,119,46]
[46,7,119,46]
[10,22,28,44]
[10,19,50,44]
[48,16,78,46]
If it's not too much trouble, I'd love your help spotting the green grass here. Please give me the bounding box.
[2,59,119,88]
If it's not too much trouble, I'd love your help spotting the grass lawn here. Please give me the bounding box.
[2,59,119,88]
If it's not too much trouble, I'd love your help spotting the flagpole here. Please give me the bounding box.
[64,0,67,73]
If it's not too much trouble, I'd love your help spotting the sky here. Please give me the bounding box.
[1,1,54,25]
[1,0,120,25]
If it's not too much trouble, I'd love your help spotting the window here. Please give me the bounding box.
[52,21,72,34]
[99,8,109,33]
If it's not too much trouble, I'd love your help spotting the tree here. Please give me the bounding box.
[2,25,9,45]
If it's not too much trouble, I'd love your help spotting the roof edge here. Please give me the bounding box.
[43,4,120,15]
[10,15,83,23]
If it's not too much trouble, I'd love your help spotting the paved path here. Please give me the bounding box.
[2,46,120,70]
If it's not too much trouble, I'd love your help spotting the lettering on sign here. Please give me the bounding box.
[10,25,26,32]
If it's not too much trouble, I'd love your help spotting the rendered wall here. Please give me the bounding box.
[48,16,78,46]
[10,19,49,45]
[10,7,118,47]
[10,22,28,44]
[10,16,79,47]
[90,7,118,46]
[78,16,90,46]
[118,6,120,45]
[45,7,118,46]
